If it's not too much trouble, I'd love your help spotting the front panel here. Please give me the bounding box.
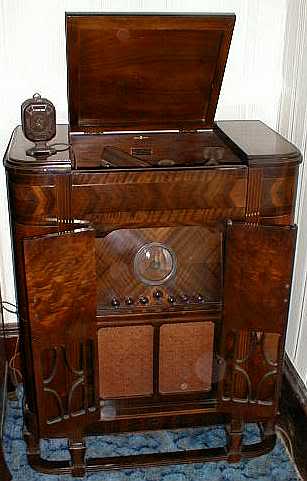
[97,321,215,403]
[95,224,222,412]
[96,225,222,312]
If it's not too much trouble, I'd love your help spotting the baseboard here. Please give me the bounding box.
[3,322,19,362]
[279,354,307,480]
[3,323,19,392]
[3,322,19,339]
[283,354,307,415]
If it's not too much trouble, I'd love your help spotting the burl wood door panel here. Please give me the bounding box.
[223,222,296,333]
[23,228,98,436]
[219,222,297,417]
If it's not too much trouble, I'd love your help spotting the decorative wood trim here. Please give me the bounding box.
[56,174,73,231]
[245,168,262,223]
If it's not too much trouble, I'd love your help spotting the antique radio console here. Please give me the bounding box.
[4,13,301,477]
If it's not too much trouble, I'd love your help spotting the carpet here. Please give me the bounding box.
[3,388,302,481]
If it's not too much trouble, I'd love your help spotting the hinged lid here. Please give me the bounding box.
[66,13,235,133]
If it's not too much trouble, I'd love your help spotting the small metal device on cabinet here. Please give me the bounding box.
[21,93,57,157]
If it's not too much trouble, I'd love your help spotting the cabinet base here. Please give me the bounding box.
[25,422,276,477]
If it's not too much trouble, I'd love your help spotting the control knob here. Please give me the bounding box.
[180,295,189,303]
[153,290,163,299]
[168,296,176,304]
[111,298,120,307]
[125,297,134,306]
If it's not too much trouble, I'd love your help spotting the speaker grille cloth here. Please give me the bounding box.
[159,322,214,394]
[98,325,153,398]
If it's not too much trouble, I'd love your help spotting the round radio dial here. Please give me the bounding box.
[134,243,176,286]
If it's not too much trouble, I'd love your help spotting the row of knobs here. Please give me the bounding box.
[111,291,205,307]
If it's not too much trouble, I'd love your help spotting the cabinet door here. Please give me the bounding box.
[23,228,98,436]
[219,222,296,417]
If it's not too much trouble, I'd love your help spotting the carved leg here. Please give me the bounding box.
[226,418,244,463]
[69,438,86,477]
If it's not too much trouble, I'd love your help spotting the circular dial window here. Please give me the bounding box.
[134,242,176,286]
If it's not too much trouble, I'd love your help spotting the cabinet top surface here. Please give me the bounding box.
[4,121,301,173]
[66,13,235,132]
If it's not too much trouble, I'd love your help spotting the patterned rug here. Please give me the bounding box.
[3,389,302,481]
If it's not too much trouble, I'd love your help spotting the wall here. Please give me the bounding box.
[0,2,287,320]
[278,0,307,385]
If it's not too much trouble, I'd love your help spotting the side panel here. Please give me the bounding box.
[23,228,98,436]
[219,222,296,417]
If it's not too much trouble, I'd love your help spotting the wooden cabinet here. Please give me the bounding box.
[3,13,302,478]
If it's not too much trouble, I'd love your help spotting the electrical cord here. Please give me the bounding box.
[1,301,22,386]
[1,301,18,315]
[48,142,71,152]
[275,424,294,460]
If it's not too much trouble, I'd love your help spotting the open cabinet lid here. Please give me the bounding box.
[66,13,235,133]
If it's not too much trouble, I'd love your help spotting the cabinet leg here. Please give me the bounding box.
[24,406,40,454]
[0,446,11,481]
[226,418,244,463]
[69,439,86,477]
[24,427,43,470]
[259,419,275,439]
[24,427,40,457]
